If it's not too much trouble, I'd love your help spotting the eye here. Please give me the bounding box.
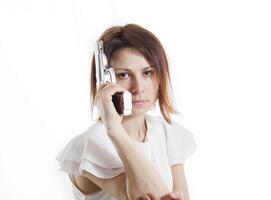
[143,70,153,77]
[116,72,129,79]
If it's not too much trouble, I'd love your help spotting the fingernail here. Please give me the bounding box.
[171,192,179,198]
[172,191,183,198]
[141,195,150,200]
[174,191,184,198]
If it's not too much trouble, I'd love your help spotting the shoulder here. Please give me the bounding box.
[56,120,109,162]
[85,120,107,136]
[146,114,190,135]
[71,120,108,144]
[72,120,116,156]
[56,120,124,177]
[161,117,192,136]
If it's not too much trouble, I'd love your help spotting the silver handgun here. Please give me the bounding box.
[94,40,132,116]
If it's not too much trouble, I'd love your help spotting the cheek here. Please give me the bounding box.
[116,80,129,90]
[117,78,158,97]
[146,79,159,98]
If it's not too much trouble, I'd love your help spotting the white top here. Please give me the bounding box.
[56,114,197,200]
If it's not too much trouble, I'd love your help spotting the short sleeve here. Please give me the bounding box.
[55,122,125,179]
[163,120,197,166]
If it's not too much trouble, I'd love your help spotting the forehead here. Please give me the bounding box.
[110,48,150,71]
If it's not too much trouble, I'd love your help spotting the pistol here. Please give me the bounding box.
[94,40,132,116]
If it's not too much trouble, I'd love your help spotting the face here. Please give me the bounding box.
[110,47,159,116]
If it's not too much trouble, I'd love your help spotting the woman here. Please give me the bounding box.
[56,24,197,200]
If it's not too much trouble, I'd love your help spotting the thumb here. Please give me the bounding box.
[172,191,185,199]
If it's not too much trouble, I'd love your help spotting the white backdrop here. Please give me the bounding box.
[0,0,271,199]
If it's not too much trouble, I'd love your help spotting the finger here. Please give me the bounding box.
[140,194,157,200]
[177,191,185,200]
[97,82,110,92]
[95,83,118,103]
[99,83,128,96]
[169,191,184,200]
[139,195,150,200]
[160,192,181,200]
[160,193,174,200]
[147,193,159,200]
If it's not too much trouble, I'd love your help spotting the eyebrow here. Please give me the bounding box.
[114,66,153,71]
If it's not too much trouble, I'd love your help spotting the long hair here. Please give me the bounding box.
[90,24,178,124]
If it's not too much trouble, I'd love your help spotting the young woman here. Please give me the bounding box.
[56,24,197,200]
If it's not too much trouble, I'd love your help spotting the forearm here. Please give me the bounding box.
[107,125,170,199]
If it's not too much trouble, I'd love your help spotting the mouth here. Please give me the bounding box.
[132,100,149,103]
[132,100,149,108]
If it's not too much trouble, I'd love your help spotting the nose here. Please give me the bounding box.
[130,76,144,95]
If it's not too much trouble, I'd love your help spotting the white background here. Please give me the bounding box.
[0,0,271,199]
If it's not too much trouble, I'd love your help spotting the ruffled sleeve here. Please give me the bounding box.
[162,120,197,166]
[55,122,125,179]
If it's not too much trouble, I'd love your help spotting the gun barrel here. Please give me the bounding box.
[94,40,106,83]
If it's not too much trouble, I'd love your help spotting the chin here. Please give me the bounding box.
[129,108,148,117]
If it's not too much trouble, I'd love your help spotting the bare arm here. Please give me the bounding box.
[107,124,170,199]
[76,123,171,199]
[138,165,189,200]
[83,82,170,199]
[171,164,190,200]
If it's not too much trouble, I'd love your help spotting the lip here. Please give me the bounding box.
[132,100,148,103]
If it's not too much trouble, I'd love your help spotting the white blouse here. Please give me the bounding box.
[56,114,197,200]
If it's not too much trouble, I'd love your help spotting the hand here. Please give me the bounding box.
[94,82,128,130]
[140,191,184,200]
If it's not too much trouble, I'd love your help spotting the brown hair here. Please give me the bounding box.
[90,24,178,124]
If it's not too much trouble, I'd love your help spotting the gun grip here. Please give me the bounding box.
[112,92,124,115]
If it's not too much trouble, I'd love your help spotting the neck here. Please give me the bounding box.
[122,114,147,142]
